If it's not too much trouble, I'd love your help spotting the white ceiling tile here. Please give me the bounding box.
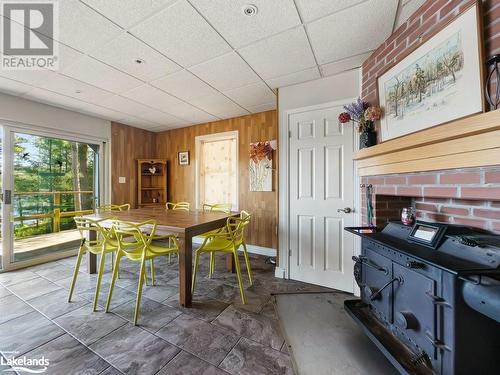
[238,27,316,79]
[0,69,50,86]
[320,52,372,77]
[189,92,245,117]
[224,82,276,108]
[217,108,251,120]
[122,84,217,122]
[58,0,123,54]
[151,70,216,101]
[189,0,300,48]
[81,0,177,29]
[130,0,231,67]
[0,77,33,96]
[100,95,155,117]
[395,0,426,28]
[52,43,85,71]
[77,104,127,121]
[116,116,160,129]
[265,67,320,89]
[246,102,277,113]
[91,32,181,82]
[307,0,398,64]
[63,56,143,93]
[23,88,87,111]
[39,72,114,104]
[294,0,366,23]
[189,52,261,91]
[136,109,185,126]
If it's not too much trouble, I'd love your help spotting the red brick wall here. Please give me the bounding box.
[360,167,500,232]
[362,0,500,108]
[359,0,500,233]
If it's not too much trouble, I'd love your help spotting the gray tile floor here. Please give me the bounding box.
[0,252,333,375]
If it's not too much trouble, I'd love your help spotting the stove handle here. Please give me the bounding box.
[369,276,403,301]
[352,256,388,275]
[425,331,451,352]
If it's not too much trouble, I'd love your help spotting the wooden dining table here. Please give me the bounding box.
[84,208,237,307]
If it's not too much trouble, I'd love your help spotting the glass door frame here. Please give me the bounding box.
[1,121,109,271]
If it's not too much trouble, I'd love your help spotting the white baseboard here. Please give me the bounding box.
[192,237,276,257]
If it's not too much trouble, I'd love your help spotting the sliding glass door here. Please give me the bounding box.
[1,125,104,270]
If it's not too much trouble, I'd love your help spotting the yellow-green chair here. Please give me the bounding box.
[105,219,179,325]
[208,211,253,283]
[166,201,190,211]
[96,203,130,267]
[202,203,231,213]
[69,217,118,311]
[192,213,252,304]
[96,204,130,212]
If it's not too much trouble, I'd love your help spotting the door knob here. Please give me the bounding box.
[337,207,352,213]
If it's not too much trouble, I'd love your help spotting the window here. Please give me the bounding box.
[196,131,238,210]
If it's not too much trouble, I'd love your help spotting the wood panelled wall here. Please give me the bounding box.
[155,110,278,249]
[111,122,155,208]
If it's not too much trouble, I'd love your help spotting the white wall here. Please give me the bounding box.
[0,93,111,140]
[277,68,361,279]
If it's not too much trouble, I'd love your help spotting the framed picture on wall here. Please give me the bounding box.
[377,2,484,142]
[178,151,189,165]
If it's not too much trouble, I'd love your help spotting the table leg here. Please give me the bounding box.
[179,234,192,307]
[86,230,97,274]
[226,253,235,273]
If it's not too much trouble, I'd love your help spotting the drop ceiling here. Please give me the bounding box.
[0,0,421,132]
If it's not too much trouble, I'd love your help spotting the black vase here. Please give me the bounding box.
[359,130,377,149]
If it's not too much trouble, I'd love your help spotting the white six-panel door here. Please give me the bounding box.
[288,103,355,292]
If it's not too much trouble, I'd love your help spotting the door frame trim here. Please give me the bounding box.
[277,99,360,289]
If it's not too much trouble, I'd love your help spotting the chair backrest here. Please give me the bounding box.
[226,212,251,245]
[111,219,157,252]
[96,204,130,213]
[73,216,110,249]
[166,201,190,211]
[203,203,232,213]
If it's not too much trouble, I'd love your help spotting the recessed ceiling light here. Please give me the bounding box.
[135,58,145,64]
[242,4,258,16]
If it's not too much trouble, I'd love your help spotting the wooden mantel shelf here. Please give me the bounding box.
[353,110,500,177]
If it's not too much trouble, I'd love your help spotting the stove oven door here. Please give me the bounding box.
[362,248,392,322]
[393,263,437,361]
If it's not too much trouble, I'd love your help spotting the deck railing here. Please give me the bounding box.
[14,191,95,233]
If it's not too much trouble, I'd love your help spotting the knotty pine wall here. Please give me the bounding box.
[111,122,155,208]
[111,111,278,249]
[155,110,278,249]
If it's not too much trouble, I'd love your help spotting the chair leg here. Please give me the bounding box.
[150,258,155,286]
[92,251,107,311]
[105,253,121,313]
[68,246,85,302]
[242,243,253,286]
[192,250,201,293]
[168,253,172,264]
[134,259,147,325]
[209,252,214,278]
[233,249,246,304]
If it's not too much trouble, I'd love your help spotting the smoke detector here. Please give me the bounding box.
[242,4,258,16]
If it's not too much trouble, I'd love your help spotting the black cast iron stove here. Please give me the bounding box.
[344,221,500,375]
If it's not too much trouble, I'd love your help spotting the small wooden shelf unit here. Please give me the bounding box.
[137,159,167,207]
